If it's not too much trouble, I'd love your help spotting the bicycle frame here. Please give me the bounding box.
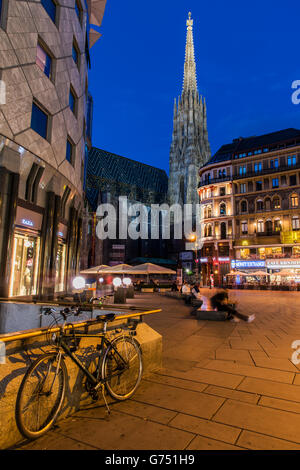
[53,323,131,391]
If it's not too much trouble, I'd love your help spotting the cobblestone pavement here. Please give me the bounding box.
[14,290,300,450]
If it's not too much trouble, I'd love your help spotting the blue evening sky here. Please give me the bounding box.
[88,0,300,175]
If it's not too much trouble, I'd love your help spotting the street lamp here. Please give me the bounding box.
[188,233,200,282]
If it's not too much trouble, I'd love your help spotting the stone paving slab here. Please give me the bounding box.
[236,430,300,450]
[213,399,300,444]
[203,385,260,405]
[132,381,225,420]
[186,435,244,451]
[258,396,300,414]
[12,291,300,450]
[237,377,300,402]
[168,413,241,444]
[203,359,295,383]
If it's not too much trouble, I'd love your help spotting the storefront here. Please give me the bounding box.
[55,223,68,293]
[266,259,300,285]
[9,206,42,297]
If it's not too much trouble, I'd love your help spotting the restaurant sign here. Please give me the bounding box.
[231,260,266,269]
[266,259,300,269]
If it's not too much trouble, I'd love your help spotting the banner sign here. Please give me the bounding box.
[231,260,266,269]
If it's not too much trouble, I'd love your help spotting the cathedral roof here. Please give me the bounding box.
[86,147,168,211]
[205,128,300,166]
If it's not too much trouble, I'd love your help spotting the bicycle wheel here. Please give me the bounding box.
[102,336,143,400]
[16,352,67,440]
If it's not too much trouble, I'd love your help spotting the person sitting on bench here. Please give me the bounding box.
[190,283,203,315]
[210,290,255,323]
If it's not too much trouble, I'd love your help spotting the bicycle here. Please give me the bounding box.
[15,301,143,440]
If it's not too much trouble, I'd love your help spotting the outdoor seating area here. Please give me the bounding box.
[80,262,177,294]
[226,270,300,290]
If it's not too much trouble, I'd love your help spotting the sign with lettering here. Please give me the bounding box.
[266,259,300,269]
[231,260,266,269]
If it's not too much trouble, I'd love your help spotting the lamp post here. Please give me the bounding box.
[188,234,200,282]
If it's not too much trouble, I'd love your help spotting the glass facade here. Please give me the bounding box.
[10,233,40,297]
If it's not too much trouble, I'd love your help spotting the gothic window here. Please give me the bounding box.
[241,221,248,235]
[265,220,272,234]
[257,220,264,233]
[241,200,248,213]
[292,216,300,230]
[291,193,299,208]
[220,203,226,216]
[265,197,271,211]
[256,199,264,212]
[220,222,226,239]
[273,196,280,209]
[179,177,184,204]
[274,219,281,232]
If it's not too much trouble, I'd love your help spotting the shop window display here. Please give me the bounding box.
[10,234,40,297]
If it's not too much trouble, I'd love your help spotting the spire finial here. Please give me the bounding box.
[183,12,197,94]
[187,11,193,29]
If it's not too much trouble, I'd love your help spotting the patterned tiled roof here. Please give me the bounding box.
[86,147,168,210]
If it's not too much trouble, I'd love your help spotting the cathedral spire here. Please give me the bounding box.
[182,12,197,95]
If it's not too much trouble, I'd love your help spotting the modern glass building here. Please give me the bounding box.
[0,0,107,298]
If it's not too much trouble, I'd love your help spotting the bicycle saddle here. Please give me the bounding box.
[96,313,116,322]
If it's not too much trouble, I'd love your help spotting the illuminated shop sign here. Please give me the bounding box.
[21,218,34,227]
[218,257,230,262]
[231,260,266,269]
[57,231,64,237]
[200,258,208,263]
[266,259,300,269]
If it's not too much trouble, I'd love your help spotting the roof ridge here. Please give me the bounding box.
[91,146,168,175]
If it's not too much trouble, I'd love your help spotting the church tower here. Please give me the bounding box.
[168,12,211,208]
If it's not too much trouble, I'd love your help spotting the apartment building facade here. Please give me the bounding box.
[198,128,300,286]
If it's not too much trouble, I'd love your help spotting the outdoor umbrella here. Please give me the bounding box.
[252,271,270,276]
[97,264,134,274]
[80,265,108,274]
[129,263,176,275]
[226,271,246,276]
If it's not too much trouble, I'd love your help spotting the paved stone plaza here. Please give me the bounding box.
[13,290,300,450]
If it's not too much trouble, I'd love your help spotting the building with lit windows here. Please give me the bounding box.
[198,128,300,286]
[0,0,107,298]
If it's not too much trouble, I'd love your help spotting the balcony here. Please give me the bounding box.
[255,231,281,237]
[233,161,300,181]
[198,176,232,188]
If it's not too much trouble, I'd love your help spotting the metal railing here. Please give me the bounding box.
[0,306,161,344]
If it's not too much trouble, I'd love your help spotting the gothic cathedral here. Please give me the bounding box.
[168,13,211,208]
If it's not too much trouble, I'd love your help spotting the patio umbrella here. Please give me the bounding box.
[226,271,246,276]
[80,265,108,274]
[129,263,176,275]
[97,264,134,274]
[251,271,270,276]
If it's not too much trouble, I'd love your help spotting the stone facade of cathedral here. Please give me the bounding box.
[168,12,211,209]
